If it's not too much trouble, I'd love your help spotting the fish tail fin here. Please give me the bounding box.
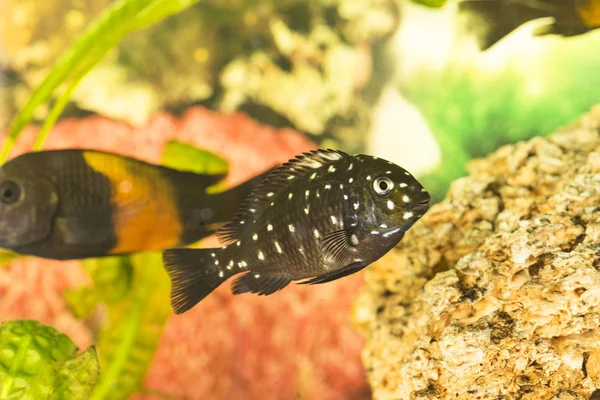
[162,247,235,314]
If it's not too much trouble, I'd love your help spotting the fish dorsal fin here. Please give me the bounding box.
[216,149,349,244]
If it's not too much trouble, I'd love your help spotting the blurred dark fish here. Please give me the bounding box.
[459,0,600,50]
[163,149,431,314]
[0,149,270,260]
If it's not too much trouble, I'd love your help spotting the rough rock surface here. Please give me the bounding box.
[352,106,600,399]
[0,107,370,400]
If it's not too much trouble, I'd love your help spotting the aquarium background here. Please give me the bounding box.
[0,0,599,398]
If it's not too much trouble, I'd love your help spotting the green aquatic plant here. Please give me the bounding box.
[0,320,99,399]
[0,0,202,163]
[62,140,228,399]
[409,0,447,7]
[66,253,171,400]
[401,33,600,201]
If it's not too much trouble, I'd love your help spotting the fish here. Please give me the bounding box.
[163,149,431,314]
[458,0,600,50]
[0,149,270,260]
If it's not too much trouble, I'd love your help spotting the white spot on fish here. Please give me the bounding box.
[370,230,380,235]
[351,234,359,245]
[387,200,394,210]
[252,233,258,241]
[316,191,320,198]
[399,183,408,188]
[267,192,274,197]
[404,171,410,176]
[310,172,318,180]
[349,177,354,183]
[288,193,293,200]
[313,229,320,239]
[219,271,224,278]
[325,184,331,190]
[254,274,261,278]
[287,175,295,180]
[383,227,401,237]
[211,253,216,257]
[238,261,248,268]
[348,163,353,170]
[331,215,337,224]
[299,246,305,254]
[214,260,220,265]
[380,224,388,228]
[386,170,392,174]
[249,208,256,214]
[328,165,336,172]
[403,211,414,219]
[304,206,310,215]
[240,220,246,225]
[258,250,265,260]
[236,240,241,246]
[275,241,283,254]
[344,195,348,200]
[288,224,295,233]
[366,175,371,181]
[270,202,275,206]
[305,190,310,198]
[402,195,411,203]
[267,224,273,231]
[339,184,344,189]
[353,202,359,210]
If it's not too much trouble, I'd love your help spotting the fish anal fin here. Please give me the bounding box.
[231,272,291,296]
[299,261,367,285]
[215,149,349,244]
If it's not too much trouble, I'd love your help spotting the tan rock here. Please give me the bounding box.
[353,106,600,399]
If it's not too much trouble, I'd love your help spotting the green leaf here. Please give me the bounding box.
[64,256,133,319]
[81,253,171,400]
[0,251,22,268]
[0,320,99,399]
[0,0,203,162]
[162,140,229,176]
[162,140,230,193]
[408,0,447,8]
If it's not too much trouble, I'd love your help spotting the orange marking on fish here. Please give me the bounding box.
[578,0,600,27]
[82,152,182,253]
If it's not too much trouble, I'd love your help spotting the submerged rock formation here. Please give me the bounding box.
[352,106,600,399]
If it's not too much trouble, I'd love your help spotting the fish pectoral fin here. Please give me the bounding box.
[231,272,291,296]
[320,227,357,269]
[298,261,368,285]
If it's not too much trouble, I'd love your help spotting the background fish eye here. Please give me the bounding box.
[373,177,394,196]
[0,181,21,204]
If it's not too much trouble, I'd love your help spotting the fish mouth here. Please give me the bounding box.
[411,193,431,216]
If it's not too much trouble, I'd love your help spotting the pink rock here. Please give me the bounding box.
[0,107,369,400]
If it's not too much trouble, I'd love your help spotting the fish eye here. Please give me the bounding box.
[373,177,394,196]
[0,181,21,205]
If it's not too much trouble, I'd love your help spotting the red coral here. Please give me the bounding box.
[0,107,369,400]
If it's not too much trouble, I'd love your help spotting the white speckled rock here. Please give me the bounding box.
[353,106,600,399]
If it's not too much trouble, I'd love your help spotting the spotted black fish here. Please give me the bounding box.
[163,149,431,314]
[0,149,270,260]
